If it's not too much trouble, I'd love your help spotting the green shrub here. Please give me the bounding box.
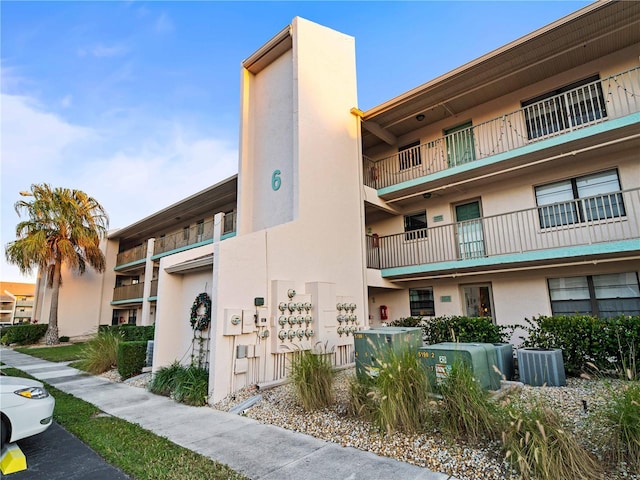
[388,317,423,327]
[521,315,640,376]
[421,316,510,345]
[117,341,147,380]
[148,362,209,406]
[437,361,503,441]
[289,343,336,411]
[370,345,431,434]
[76,329,122,374]
[172,365,210,406]
[99,324,155,341]
[148,361,183,396]
[0,324,48,345]
[602,382,640,474]
[502,402,602,480]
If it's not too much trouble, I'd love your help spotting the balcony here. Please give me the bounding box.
[116,244,147,268]
[154,219,214,256]
[149,279,158,298]
[112,283,144,302]
[364,67,640,190]
[153,212,237,257]
[367,188,640,276]
[223,211,237,236]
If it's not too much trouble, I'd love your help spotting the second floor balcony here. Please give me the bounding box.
[364,67,640,191]
[367,188,640,277]
[112,283,144,302]
[116,244,147,268]
[154,212,237,257]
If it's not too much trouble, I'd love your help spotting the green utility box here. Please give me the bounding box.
[354,327,423,379]
[418,342,502,390]
[493,343,515,381]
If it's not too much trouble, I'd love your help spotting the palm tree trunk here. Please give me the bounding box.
[45,259,62,345]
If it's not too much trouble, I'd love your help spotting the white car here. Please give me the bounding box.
[0,375,55,447]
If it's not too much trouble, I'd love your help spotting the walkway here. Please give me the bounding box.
[0,348,456,480]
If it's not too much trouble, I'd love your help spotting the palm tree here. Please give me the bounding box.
[5,184,108,345]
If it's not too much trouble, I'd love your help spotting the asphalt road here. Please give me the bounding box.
[4,422,130,479]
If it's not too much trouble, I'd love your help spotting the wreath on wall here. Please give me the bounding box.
[190,292,212,331]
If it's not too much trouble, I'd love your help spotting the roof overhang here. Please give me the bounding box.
[164,254,214,274]
[362,1,640,150]
[109,175,237,247]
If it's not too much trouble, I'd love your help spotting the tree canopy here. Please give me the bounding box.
[5,184,109,344]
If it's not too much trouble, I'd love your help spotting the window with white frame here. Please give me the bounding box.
[548,272,640,317]
[409,288,435,317]
[404,211,427,240]
[535,169,625,228]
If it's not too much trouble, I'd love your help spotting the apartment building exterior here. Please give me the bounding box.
[0,282,35,325]
[32,1,639,402]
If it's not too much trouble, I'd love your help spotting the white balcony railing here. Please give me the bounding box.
[364,67,640,189]
[367,188,640,270]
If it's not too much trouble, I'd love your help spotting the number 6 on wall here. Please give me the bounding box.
[272,170,282,191]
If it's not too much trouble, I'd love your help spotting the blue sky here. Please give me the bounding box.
[1,0,591,282]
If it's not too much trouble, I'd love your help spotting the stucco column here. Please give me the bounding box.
[208,211,224,404]
[140,238,156,326]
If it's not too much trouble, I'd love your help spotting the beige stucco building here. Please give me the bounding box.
[33,2,640,402]
[0,282,35,325]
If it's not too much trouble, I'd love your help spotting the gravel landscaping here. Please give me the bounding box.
[212,368,639,480]
[102,366,638,480]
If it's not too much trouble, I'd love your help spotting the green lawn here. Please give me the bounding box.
[14,343,86,362]
[3,367,246,480]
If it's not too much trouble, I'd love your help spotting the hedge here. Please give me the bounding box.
[99,324,155,342]
[0,324,48,345]
[390,316,510,345]
[520,315,640,376]
[117,341,148,380]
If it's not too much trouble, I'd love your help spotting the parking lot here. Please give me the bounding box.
[5,422,130,479]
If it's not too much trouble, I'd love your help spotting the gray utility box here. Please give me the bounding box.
[418,342,502,390]
[493,343,515,381]
[353,327,423,379]
[517,348,566,387]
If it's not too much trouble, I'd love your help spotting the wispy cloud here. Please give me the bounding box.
[60,94,73,108]
[154,12,174,34]
[77,43,129,58]
[1,94,94,175]
[1,92,237,281]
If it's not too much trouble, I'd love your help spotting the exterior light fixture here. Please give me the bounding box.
[416,114,425,121]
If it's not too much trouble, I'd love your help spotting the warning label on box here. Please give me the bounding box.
[435,363,452,384]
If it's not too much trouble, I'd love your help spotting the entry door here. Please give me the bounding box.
[463,284,494,318]
[455,201,485,259]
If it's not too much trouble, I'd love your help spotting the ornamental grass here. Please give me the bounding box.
[76,329,122,374]
[501,401,602,480]
[289,343,336,411]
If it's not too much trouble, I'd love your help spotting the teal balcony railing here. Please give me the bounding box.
[364,67,640,190]
[367,188,640,271]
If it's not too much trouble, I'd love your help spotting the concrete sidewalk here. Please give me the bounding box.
[1,348,456,480]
